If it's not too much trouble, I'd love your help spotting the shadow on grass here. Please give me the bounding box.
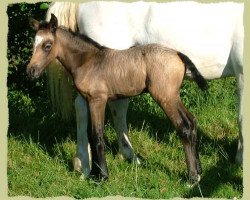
[8,92,76,166]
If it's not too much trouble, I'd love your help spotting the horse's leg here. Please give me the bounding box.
[108,99,140,164]
[88,97,108,180]
[177,101,202,178]
[149,87,201,181]
[73,94,91,178]
[235,72,243,164]
[164,99,200,181]
[233,21,244,165]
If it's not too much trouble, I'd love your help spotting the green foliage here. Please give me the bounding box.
[130,93,164,117]
[8,90,35,116]
[40,3,49,10]
[7,2,49,96]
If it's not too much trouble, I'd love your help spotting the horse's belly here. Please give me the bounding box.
[143,2,243,79]
[186,62,234,80]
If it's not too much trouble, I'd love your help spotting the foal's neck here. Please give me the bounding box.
[56,28,100,74]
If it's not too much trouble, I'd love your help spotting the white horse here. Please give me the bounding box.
[46,1,244,178]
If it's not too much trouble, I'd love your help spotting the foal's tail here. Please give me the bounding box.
[177,52,208,91]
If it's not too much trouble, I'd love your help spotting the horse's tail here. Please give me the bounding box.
[177,52,208,91]
[46,2,79,120]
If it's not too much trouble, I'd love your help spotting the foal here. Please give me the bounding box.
[27,14,208,182]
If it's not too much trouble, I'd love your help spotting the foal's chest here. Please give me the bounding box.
[73,68,108,99]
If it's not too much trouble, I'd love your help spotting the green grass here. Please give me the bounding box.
[7,77,243,199]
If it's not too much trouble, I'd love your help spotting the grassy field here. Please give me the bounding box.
[7,78,243,199]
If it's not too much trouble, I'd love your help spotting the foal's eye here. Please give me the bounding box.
[44,43,52,52]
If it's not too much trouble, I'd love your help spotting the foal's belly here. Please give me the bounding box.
[108,79,146,99]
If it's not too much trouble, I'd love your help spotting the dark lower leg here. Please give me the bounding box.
[149,90,201,181]
[179,103,202,175]
[88,98,109,180]
[90,126,108,179]
[177,107,201,181]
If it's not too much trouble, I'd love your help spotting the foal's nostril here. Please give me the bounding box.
[31,67,36,75]
[27,66,37,78]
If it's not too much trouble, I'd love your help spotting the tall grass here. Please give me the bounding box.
[7,78,242,199]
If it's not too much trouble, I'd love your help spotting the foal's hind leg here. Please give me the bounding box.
[177,101,202,178]
[149,90,201,181]
[164,99,200,181]
[108,99,140,164]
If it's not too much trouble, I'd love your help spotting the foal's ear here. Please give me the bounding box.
[49,13,58,33]
[29,18,40,31]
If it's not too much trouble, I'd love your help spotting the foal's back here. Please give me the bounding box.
[84,44,185,98]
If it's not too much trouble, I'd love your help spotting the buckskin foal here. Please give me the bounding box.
[27,14,208,182]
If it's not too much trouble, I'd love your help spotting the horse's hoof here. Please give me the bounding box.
[128,155,142,165]
[187,174,201,188]
[72,157,82,172]
[89,170,109,182]
[197,174,201,182]
[192,174,201,182]
[100,173,109,181]
[79,173,88,180]
[134,157,141,165]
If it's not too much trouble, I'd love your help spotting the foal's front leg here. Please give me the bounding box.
[88,97,109,180]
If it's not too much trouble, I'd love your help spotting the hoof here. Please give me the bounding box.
[89,170,109,182]
[191,174,201,182]
[100,173,109,181]
[72,157,82,172]
[126,155,141,165]
[133,157,141,165]
[187,174,201,188]
[196,174,201,182]
[73,157,91,179]
[79,173,89,180]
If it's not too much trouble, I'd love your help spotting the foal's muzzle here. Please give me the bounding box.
[27,65,40,80]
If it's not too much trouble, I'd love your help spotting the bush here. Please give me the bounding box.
[7,2,49,96]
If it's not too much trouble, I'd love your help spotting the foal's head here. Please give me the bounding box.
[27,14,59,79]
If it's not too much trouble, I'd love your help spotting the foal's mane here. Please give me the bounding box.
[38,20,106,50]
[59,26,106,50]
